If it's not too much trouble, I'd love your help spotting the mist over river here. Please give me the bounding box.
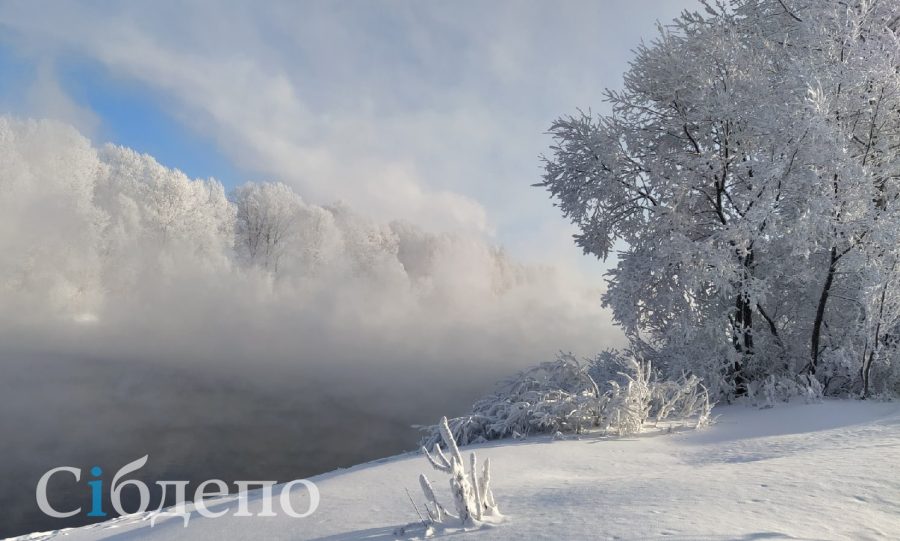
[0,352,494,537]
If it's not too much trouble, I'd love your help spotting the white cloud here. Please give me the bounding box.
[25,61,101,136]
[0,0,694,234]
[0,1,700,356]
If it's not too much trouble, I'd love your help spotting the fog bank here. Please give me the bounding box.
[0,116,620,536]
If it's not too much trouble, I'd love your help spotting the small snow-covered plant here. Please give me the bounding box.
[605,357,652,435]
[418,416,499,527]
[651,371,713,428]
[694,395,713,429]
[594,350,714,433]
[603,355,714,435]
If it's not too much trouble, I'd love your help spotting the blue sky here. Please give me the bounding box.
[0,43,240,186]
[66,61,240,186]
[0,0,696,270]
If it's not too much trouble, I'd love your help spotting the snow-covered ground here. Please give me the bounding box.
[11,400,900,540]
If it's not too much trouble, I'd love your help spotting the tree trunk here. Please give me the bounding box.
[862,349,876,398]
[730,252,754,395]
[809,247,838,375]
[862,261,892,397]
[730,293,752,395]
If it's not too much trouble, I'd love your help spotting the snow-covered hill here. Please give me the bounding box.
[12,401,900,540]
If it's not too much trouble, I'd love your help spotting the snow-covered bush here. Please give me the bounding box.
[604,356,651,436]
[746,375,824,408]
[419,354,603,447]
[420,352,713,447]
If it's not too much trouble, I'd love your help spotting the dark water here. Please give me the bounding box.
[0,353,489,538]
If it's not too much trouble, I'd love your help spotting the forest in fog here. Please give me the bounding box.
[0,116,614,370]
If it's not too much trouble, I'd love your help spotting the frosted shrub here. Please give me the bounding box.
[419,354,604,447]
[605,357,651,435]
[605,355,714,434]
[650,371,714,428]
[420,352,714,447]
[747,375,824,408]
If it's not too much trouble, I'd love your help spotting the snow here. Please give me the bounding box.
[10,400,900,541]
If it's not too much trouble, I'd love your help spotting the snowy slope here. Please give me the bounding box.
[11,401,900,541]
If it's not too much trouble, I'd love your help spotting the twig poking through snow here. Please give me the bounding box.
[417,416,500,528]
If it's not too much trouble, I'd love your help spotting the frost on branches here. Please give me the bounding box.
[419,353,713,448]
[420,417,499,527]
[396,417,500,538]
[539,0,900,399]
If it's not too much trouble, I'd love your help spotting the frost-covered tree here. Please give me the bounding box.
[232,182,306,273]
[540,0,900,397]
[0,118,106,320]
[95,145,234,295]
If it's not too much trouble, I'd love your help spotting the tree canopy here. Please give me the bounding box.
[540,0,900,398]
